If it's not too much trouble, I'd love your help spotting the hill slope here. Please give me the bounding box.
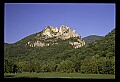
[82,35,103,44]
[4,27,115,74]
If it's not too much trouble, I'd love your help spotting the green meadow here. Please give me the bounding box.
[4,72,115,79]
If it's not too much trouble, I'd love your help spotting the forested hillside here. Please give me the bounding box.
[4,28,115,74]
[82,35,103,44]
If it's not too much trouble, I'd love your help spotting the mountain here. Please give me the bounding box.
[15,25,85,49]
[82,35,103,44]
[4,26,115,74]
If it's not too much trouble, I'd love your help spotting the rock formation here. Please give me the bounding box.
[26,25,85,49]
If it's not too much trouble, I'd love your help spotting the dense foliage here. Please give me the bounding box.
[4,29,115,74]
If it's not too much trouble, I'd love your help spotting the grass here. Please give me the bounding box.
[4,72,115,79]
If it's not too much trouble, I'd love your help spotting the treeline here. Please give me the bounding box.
[4,29,115,74]
[4,56,115,74]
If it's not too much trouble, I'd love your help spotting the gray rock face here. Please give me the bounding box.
[38,25,80,40]
[69,39,85,49]
[59,25,80,39]
[26,25,85,49]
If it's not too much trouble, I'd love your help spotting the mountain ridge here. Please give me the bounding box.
[4,27,115,74]
[15,25,85,49]
[82,35,104,44]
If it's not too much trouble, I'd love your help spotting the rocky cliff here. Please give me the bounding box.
[26,25,85,49]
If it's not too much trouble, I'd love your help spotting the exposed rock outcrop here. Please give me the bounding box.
[26,25,85,49]
[59,25,80,39]
[69,39,85,49]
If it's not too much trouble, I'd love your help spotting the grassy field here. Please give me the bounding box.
[4,72,115,79]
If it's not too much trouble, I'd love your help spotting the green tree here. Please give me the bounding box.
[56,60,74,73]
[4,59,18,73]
[81,55,100,74]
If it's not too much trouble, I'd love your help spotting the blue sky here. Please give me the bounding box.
[4,3,115,44]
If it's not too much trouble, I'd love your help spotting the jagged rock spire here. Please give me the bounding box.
[26,25,85,49]
[41,25,80,39]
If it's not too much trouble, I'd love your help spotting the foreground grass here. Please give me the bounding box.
[4,72,115,79]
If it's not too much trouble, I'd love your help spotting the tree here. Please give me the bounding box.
[81,55,100,74]
[4,59,18,73]
[56,60,74,73]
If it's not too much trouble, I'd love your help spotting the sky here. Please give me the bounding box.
[4,3,115,44]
